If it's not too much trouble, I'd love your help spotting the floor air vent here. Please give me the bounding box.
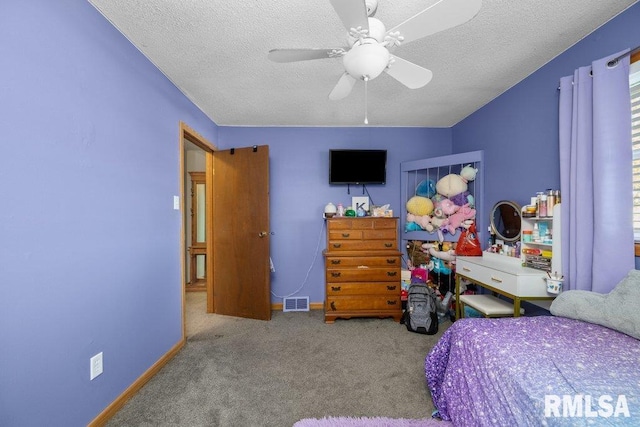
[283,297,310,312]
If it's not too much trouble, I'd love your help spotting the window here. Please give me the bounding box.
[631,54,640,244]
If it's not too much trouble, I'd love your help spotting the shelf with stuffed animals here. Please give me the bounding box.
[400,151,483,244]
[399,151,484,323]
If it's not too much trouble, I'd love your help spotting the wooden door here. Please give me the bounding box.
[211,145,271,320]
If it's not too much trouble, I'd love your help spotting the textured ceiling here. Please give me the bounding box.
[88,0,638,127]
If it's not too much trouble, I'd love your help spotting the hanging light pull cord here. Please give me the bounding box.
[363,75,369,125]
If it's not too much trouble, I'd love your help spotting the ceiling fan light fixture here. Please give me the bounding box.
[343,40,390,80]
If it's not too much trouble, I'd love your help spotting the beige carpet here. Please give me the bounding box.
[106,293,450,426]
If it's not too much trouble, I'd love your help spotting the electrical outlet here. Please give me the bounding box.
[90,352,103,380]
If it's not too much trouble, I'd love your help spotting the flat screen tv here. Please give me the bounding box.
[329,149,387,185]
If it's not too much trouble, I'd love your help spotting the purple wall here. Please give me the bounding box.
[0,1,217,425]
[453,2,640,239]
[217,127,452,304]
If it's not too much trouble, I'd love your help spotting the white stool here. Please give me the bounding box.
[459,294,524,318]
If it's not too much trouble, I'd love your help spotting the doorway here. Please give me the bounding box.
[179,123,272,335]
[180,122,215,338]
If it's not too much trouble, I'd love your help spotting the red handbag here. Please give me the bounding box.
[456,222,483,256]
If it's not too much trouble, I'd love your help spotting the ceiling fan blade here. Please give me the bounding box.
[387,0,481,45]
[329,73,357,100]
[384,56,433,89]
[329,0,369,32]
[268,48,342,63]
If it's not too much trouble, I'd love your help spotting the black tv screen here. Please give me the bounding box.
[329,149,387,185]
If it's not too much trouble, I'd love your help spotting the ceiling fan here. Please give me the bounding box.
[268,0,482,105]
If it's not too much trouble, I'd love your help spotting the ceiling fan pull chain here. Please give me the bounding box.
[364,75,369,125]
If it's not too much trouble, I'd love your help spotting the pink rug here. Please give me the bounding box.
[293,416,453,426]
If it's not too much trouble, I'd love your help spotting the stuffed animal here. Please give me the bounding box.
[435,164,478,199]
[406,240,430,267]
[429,207,447,231]
[406,213,432,231]
[459,218,475,229]
[406,196,434,216]
[438,198,460,216]
[422,242,457,263]
[442,204,477,234]
[423,207,448,241]
[416,179,436,198]
[450,191,473,207]
[405,221,423,232]
[460,164,478,182]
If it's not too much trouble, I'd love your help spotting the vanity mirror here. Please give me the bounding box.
[491,200,522,242]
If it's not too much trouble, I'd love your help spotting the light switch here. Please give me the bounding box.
[173,196,180,210]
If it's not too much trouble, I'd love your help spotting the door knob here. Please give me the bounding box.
[258,231,268,238]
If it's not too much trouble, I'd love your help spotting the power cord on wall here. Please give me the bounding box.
[362,184,376,206]
[270,219,326,299]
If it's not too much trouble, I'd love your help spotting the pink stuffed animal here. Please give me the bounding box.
[443,204,476,234]
[438,198,460,216]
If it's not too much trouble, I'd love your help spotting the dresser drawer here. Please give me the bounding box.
[328,230,363,240]
[326,295,401,311]
[327,282,400,295]
[328,228,396,241]
[326,256,400,268]
[327,267,400,282]
[457,260,518,294]
[456,256,549,297]
[327,217,397,230]
[327,240,397,251]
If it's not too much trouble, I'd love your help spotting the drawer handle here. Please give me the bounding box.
[462,267,471,272]
[330,259,341,265]
[331,272,341,278]
[490,276,503,283]
[330,301,337,311]
[332,243,342,248]
[387,271,397,277]
[386,285,397,291]
[387,300,397,305]
[341,233,350,238]
[386,259,396,264]
[384,243,393,248]
[331,286,341,292]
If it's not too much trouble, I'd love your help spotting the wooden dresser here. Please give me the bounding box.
[323,217,402,324]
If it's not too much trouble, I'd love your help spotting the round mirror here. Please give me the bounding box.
[491,200,522,242]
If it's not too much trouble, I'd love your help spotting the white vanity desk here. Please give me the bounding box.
[455,252,554,319]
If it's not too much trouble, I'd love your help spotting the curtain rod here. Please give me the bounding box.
[607,45,640,67]
[556,46,640,90]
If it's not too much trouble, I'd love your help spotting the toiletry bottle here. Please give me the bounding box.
[538,194,547,217]
[546,189,555,217]
[532,223,540,242]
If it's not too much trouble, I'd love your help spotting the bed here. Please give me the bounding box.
[425,270,640,426]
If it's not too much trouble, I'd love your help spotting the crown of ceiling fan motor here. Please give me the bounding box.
[347,17,387,47]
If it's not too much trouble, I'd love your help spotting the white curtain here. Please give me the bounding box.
[558,50,635,293]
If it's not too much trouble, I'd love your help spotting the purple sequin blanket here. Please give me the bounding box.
[425,316,640,426]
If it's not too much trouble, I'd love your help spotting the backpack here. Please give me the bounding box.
[401,282,439,335]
